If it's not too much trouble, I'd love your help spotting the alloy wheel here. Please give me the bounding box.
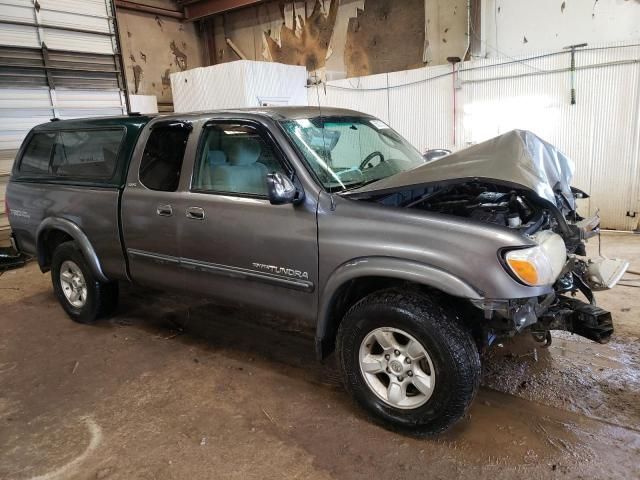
[358,327,436,409]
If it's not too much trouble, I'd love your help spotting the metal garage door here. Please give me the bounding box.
[0,0,127,240]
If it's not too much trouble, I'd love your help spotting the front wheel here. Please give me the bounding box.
[51,241,118,323]
[337,289,480,436]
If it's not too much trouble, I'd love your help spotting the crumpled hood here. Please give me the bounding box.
[348,129,576,209]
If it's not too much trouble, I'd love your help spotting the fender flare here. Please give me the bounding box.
[36,217,109,283]
[315,256,483,358]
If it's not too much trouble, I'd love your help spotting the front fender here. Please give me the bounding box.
[36,217,109,283]
[315,256,483,358]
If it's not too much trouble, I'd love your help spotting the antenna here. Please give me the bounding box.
[312,72,331,170]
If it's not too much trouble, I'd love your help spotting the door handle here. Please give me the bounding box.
[186,206,205,220]
[157,204,173,216]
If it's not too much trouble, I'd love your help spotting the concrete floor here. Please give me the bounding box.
[1,232,639,480]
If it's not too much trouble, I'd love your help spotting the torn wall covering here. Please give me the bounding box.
[264,0,339,70]
[345,0,426,77]
[206,0,465,79]
[117,7,204,109]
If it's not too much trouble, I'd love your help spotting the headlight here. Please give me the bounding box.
[504,231,566,287]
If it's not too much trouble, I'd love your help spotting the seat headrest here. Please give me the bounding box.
[208,149,227,165]
[227,137,261,166]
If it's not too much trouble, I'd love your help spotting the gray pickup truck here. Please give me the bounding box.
[6,107,628,436]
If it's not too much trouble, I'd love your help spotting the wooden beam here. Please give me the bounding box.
[183,0,264,21]
[114,0,185,19]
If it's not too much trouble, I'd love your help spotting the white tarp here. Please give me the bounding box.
[171,60,308,113]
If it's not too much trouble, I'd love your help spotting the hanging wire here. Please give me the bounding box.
[317,43,640,92]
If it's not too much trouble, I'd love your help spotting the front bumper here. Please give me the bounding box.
[473,294,614,344]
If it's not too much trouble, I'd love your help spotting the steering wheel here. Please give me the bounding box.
[359,151,385,170]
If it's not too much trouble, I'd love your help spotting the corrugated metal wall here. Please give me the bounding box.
[0,0,127,240]
[311,41,640,230]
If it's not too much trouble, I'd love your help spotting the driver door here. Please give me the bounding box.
[174,119,319,325]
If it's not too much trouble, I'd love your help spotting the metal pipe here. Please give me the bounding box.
[447,56,461,146]
[563,43,588,105]
[325,44,640,92]
[460,59,639,85]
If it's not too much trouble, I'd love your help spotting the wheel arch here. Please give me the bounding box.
[36,217,109,283]
[315,257,483,360]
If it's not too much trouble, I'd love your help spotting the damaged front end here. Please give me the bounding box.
[347,129,629,345]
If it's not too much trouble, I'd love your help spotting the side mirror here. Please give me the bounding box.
[423,148,451,162]
[266,172,304,205]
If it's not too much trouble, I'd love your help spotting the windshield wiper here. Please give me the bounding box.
[339,178,382,193]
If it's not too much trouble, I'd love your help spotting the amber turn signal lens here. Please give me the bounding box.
[506,258,539,285]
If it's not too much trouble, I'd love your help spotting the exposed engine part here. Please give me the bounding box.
[555,271,574,292]
[471,293,555,333]
[507,213,521,228]
[399,183,548,233]
[534,295,614,344]
[531,330,552,347]
[574,214,600,240]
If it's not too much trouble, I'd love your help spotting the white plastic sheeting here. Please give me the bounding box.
[129,94,159,114]
[171,60,308,113]
[311,41,640,230]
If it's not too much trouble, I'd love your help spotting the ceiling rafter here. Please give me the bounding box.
[178,0,266,21]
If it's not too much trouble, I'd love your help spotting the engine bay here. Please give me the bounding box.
[364,180,630,345]
[399,182,548,234]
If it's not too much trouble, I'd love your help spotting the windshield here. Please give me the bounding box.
[280,116,426,192]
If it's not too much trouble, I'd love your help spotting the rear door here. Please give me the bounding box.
[121,120,192,290]
[174,118,319,326]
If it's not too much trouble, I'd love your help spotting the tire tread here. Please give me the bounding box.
[337,288,481,436]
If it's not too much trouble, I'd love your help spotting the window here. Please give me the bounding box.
[280,116,425,192]
[192,124,286,196]
[19,129,125,179]
[51,129,124,178]
[139,127,190,192]
[19,132,56,174]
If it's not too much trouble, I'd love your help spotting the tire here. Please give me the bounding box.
[337,289,481,437]
[51,241,118,324]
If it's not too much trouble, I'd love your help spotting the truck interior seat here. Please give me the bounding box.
[208,150,227,166]
[195,149,227,189]
[209,138,268,195]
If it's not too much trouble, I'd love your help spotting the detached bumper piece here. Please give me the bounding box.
[537,296,613,344]
[0,247,27,272]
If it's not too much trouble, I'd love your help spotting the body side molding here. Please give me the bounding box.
[127,249,315,292]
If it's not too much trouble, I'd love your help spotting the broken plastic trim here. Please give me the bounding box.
[536,296,614,344]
